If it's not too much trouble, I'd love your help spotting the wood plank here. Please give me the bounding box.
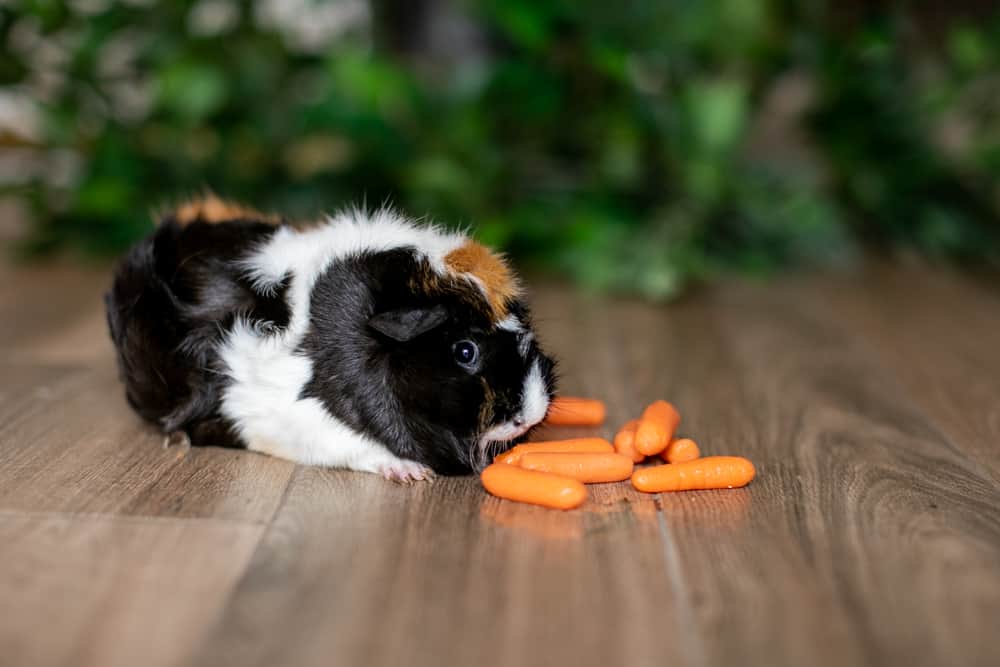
[814,265,1000,483]
[192,469,687,667]
[0,510,263,667]
[0,261,112,365]
[675,277,1000,667]
[0,361,89,409]
[0,363,294,522]
[5,257,1000,667]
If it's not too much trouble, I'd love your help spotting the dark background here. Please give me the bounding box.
[2,0,999,298]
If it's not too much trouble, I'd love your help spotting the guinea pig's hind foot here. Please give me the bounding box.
[376,459,435,484]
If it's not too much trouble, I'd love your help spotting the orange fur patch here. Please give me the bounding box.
[171,195,279,226]
[444,241,520,321]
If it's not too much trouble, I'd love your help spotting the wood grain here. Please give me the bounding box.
[684,277,1000,667]
[814,265,1000,483]
[0,510,262,667]
[0,260,110,364]
[3,262,1000,667]
[0,362,295,522]
[193,467,686,667]
[568,286,879,666]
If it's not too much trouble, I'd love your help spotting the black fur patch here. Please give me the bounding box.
[106,217,289,448]
[299,248,557,474]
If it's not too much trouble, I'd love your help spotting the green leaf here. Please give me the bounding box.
[156,61,229,121]
[948,26,989,72]
[75,178,132,217]
[685,80,748,154]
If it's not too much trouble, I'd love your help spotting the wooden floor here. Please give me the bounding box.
[2,259,999,667]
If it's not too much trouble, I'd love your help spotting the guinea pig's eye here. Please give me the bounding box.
[452,340,479,367]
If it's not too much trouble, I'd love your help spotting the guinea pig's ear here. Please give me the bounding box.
[368,304,448,342]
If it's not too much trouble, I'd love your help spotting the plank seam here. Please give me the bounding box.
[655,502,707,667]
[0,507,266,528]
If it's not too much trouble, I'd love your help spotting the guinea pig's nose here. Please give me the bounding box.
[513,416,525,427]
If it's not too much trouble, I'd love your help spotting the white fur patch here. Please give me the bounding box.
[520,359,550,427]
[242,207,466,295]
[517,332,534,358]
[496,315,522,332]
[217,209,467,472]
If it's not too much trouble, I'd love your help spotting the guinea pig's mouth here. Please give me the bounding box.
[480,421,533,446]
[471,419,538,470]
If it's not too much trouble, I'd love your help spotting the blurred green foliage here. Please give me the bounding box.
[2,0,1000,298]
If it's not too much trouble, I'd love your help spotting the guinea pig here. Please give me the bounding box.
[105,196,557,481]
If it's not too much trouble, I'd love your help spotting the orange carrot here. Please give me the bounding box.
[631,456,756,493]
[613,419,645,463]
[661,437,701,464]
[494,438,614,465]
[634,400,681,456]
[518,452,634,483]
[481,463,587,509]
[545,396,607,426]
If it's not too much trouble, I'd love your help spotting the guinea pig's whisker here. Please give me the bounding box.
[472,435,502,472]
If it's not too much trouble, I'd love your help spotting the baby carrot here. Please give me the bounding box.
[494,438,614,465]
[631,456,756,493]
[518,452,634,483]
[545,397,607,426]
[661,437,701,464]
[481,463,587,510]
[634,400,680,456]
[613,419,645,463]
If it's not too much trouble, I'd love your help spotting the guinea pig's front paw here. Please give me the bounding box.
[377,460,435,484]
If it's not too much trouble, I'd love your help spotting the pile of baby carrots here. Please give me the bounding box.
[481,397,756,510]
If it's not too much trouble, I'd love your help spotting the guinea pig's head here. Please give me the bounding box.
[362,242,557,474]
